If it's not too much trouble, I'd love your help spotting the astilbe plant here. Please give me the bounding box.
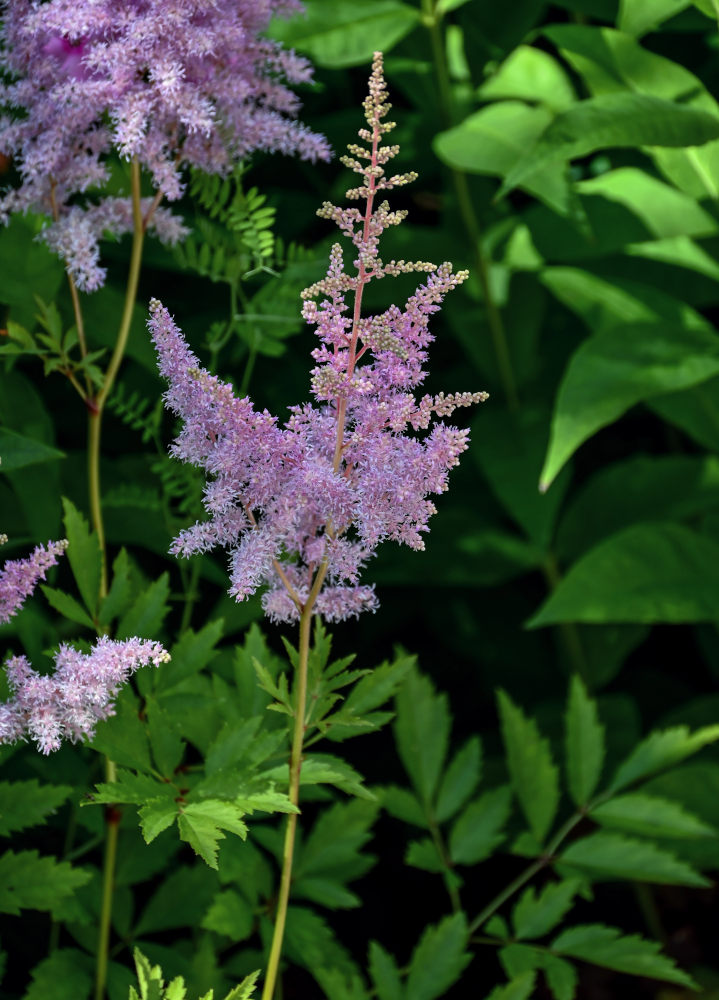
[149,51,486,999]
[0,0,330,291]
[0,533,169,753]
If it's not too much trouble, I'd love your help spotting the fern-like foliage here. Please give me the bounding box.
[129,949,259,1000]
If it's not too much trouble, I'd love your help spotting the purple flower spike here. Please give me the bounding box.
[150,53,488,624]
[0,637,170,754]
[0,537,68,625]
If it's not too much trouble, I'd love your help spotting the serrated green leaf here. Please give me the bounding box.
[406,913,470,1000]
[449,786,512,865]
[295,799,378,879]
[117,573,170,640]
[158,620,224,691]
[377,785,426,827]
[177,800,247,869]
[405,838,443,873]
[512,879,581,940]
[223,971,260,1000]
[201,889,253,939]
[499,93,719,200]
[551,923,697,987]
[0,427,64,471]
[565,676,605,806]
[559,831,710,886]
[98,548,133,625]
[530,525,719,626]
[542,954,578,1000]
[609,723,719,792]
[269,754,373,800]
[135,867,217,935]
[499,943,542,979]
[591,793,717,838]
[0,850,90,915]
[498,691,559,844]
[368,941,403,1000]
[146,698,184,777]
[138,800,178,844]
[61,497,101,616]
[90,689,153,772]
[0,779,72,837]
[436,736,483,823]
[394,670,450,806]
[41,586,95,628]
[539,322,719,490]
[23,949,93,1000]
[89,770,173,806]
[484,972,537,1000]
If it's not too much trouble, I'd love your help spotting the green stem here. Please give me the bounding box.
[542,552,590,687]
[95,759,120,1000]
[467,812,584,935]
[261,606,313,1000]
[421,0,519,411]
[87,159,146,598]
[426,813,461,911]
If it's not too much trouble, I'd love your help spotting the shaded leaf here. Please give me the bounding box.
[512,879,581,941]
[558,831,710,886]
[394,669,450,806]
[61,497,101,617]
[0,428,64,472]
[609,723,719,792]
[0,850,90,915]
[436,736,482,823]
[449,786,512,865]
[406,913,471,1000]
[368,941,403,1000]
[565,676,605,806]
[24,949,93,1000]
[0,779,72,838]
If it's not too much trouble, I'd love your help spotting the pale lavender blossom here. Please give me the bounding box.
[0,637,170,754]
[0,0,330,287]
[150,54,487,624]
[0,537,68,624]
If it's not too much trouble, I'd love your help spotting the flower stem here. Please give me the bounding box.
[421,0,519,411]
[261,605,313,1000]
[87,158,146,598]
[94,758,120,1000]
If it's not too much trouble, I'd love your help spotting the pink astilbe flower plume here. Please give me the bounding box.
[150,53,487,624]
[0,0,330,289]
[0,532,170,752]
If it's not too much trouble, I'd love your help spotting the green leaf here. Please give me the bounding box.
[0,427,64,472]
[295,799,378,880]
[542,955,578,1000]
[224,972,260,1000]
[405,839,443,873]
[135,867,217,935]
[477,45,576,111]
[498,691,560,844]
[565,676,605,806]
[269,0,420,68]
[24,949,93,1000]
[512,880,581,941]
[529,524,719,626]
[618,0,691,34]
[201,889,253,940]
[157,620,224,691]
[0,779,72,837]
[0,850,90,915]
[551,924,697,987]
[177,800,247,869]
[368,942,403,1000]
[558,831,710,886]
[90,690,153,772]
[61,497,102,616]
[265,754,373,799]
[449,786,512,865]
[435,736,482,823]
[41,586,95,629]
[609,723,719,792]
[377,785,426,827]
[484,972,537,1000]
[590,793,716,838]
[499,93,719,199]
[405,913,471,1000]
[394,669,450,806]
[138,800,178,844]
[117,573,170,639]
[89,770,174,806]
[435,102,576,215]
[539,322,719,490]
[98,548,133,626]
[499,943,542,979]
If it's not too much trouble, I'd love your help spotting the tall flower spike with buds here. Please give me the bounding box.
[150,52,487,624]
[0,533,170,753]
[0,0,330,290]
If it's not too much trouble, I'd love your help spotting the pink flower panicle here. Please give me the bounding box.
[0,536,68,624]
[150,52,487,624]
[0,0,330,288]
[0,637,170,754]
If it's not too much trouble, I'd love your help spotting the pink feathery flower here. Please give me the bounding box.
[150,53,487,624]
[0,637,170,753]
[0,536,68,624]
[0,0,330,288]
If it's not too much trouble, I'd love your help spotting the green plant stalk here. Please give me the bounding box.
[95,758,120,1000]
[88,158,146,598]
[421,0,519,411]
[426,812,461,911]
[261,603,314,1000]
